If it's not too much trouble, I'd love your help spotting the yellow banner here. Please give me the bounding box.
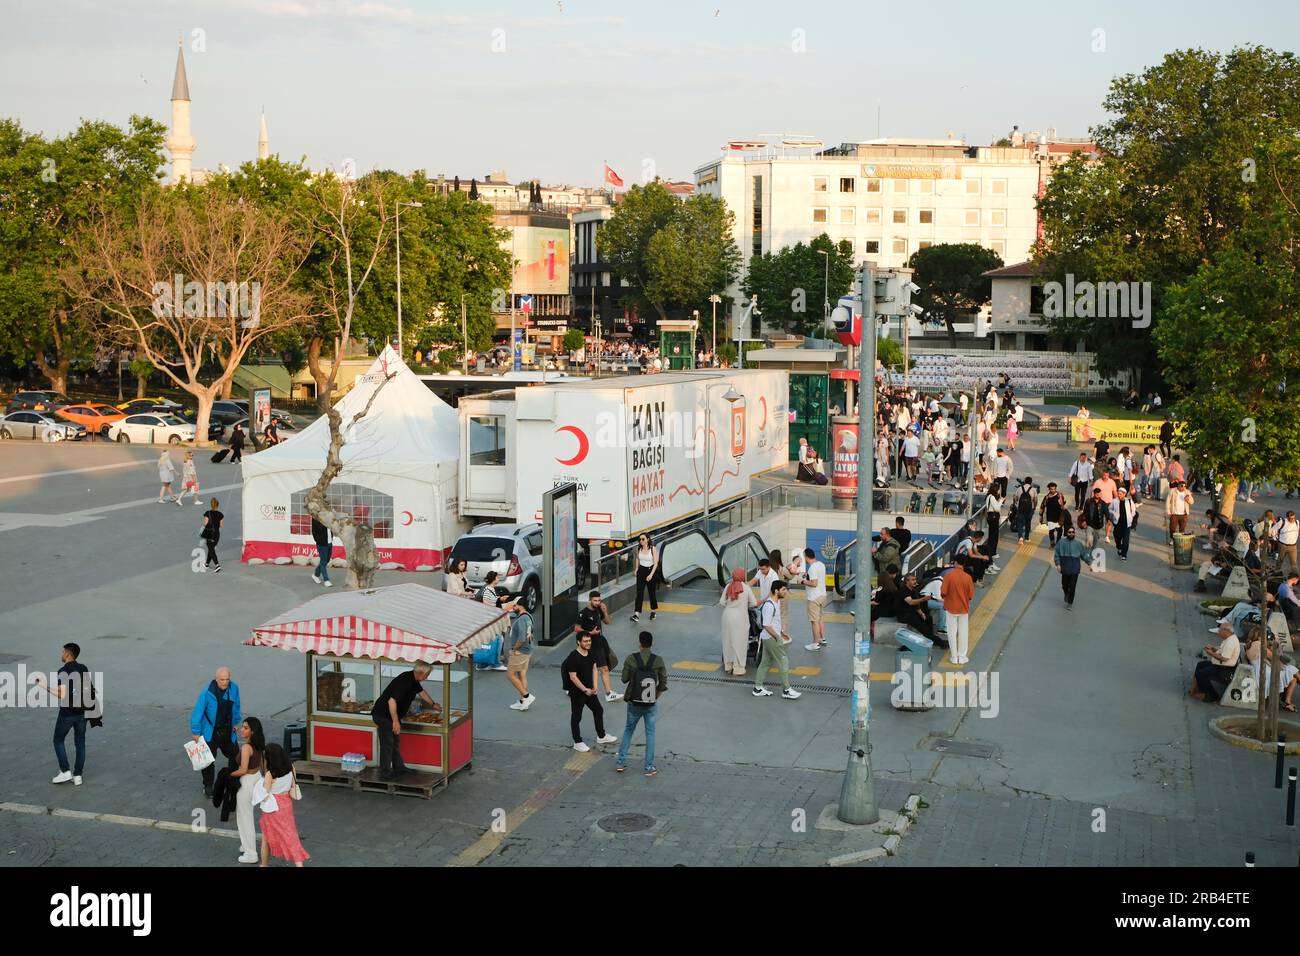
[1070,417,1181,445]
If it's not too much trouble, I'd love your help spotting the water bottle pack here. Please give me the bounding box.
[340,752,366,773]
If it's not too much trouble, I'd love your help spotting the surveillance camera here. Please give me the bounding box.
[904,281,921,294]
[907,303,924,315]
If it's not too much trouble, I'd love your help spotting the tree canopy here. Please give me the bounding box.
[906,243,1002,345]
[742,234,855,337]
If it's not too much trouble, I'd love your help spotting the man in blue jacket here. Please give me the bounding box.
[190,667,241,797]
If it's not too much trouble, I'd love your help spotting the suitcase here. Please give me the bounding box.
[210,449,230,464]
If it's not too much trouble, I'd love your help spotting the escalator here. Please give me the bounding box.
[655,526,773,590]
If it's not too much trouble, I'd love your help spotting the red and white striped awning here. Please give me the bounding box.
[245,582,510,665]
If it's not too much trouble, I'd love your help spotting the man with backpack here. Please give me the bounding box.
[753,581,801,700]
[506,603,536,711]
[615,631,668,776]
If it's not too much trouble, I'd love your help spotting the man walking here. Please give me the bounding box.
[310,515,335,588]
[1039,481,1069,547]
[371,663,437,779]
[1053,525,1089,609]
[753,581,801,700]
[941,556,975,666]
[615,631,668,776]
[33,643,97,786]
[1274,511,1300,575]
[505,603,536,711]
[1159,418,1175,461]
[992,448,1013,499]
[1068,453,1093,510]
[563,632,619,751]
[802,547,829,652]
[189,666,241,797]
[1109,487,1139,561]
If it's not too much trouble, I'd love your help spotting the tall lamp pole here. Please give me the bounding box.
[708,293,722,364]
[394,200,423,356]
[461,293,469,374]
[702,381,743,528]
[838,263,879,825]
[817,248,830,327]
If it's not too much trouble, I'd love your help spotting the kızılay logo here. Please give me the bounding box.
[555,425,589,466]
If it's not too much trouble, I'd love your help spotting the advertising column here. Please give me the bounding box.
[541,481,579,645]
[831,416,859,504]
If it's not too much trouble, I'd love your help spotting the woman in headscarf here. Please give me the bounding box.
[718,567,757,676]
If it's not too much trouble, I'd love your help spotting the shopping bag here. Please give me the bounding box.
[185,738,215,771]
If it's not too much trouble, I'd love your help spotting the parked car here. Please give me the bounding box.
[0,411,85,441]
[6,391,71,413]
[116,398,182,416]
[209,400,250,426]
[445,523,557,613]
[115,396,172,411]
[107,413,196,445]
[56,402,127,436]
[176,409,225,442]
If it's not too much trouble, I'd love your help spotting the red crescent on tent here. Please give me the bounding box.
[759,396,768,429]
[401,511,414,526]
[555,426,590,466]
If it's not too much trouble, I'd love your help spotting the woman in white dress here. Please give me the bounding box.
[718,567,757,676]
[157,451,177,503]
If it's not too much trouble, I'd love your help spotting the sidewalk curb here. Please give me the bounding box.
[1,801,245,841]
[824,793,925,866]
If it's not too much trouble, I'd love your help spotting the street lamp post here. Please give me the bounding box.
[394,200,423,356]
[702,381,743,529]
[708,294,722,364]
[692,309,700,368]
[817,248,830,327]
[461,293,469,374]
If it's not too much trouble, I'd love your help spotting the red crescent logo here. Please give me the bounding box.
[555,426,590,466]
[759,396,768,429]
[401,511,414,526]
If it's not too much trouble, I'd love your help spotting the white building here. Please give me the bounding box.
[694,135,1086,338]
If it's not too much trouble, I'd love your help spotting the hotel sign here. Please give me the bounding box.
[862,163,961,180]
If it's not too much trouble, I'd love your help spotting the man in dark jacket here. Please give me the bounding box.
[1082,487,1108,552]
[190,667,241,797]
[311,516,334,587]
[615,631,668,776]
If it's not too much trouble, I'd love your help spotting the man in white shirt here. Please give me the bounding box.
[1189,621,1241,702]
[749,557,779,602]
[992,448,1013,498]
[1013,403,1025,424]
[752,582,799,700]
[902,432,921,481]
[1068,452,1094,510]
[1274,511,1299,575]
[802,548,829,651]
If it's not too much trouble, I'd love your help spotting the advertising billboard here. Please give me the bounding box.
[510,226,570,296]
[252,388,272,440]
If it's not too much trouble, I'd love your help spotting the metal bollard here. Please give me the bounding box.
[1288,769,1297,828]
[1244,851,1255,867]
[1277,739,1287,789]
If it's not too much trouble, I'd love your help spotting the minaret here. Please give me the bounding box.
[257,109,269,161]
[166,41,196,182]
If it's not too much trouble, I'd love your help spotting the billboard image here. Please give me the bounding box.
[252,388,272,439]
[510,226,570,295]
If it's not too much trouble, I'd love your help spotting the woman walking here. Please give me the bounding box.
[1005,414,1018,451]
[232,717,265,864]
[718,567,756,676]
[256,743,309,867]
[630,534,660,623]
[229,424,245,464]
[177,451,201,506]
[200,498,224,573]
[157,451,177,503]
[985,488,1003,570]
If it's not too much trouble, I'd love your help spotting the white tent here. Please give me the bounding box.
[241,347,464,571]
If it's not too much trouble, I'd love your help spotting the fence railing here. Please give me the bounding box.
[834,500,990,597]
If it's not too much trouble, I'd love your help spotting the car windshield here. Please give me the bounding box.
[452,537,515,563]
[157,415,187,426]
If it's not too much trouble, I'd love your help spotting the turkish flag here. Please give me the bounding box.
[604,163,624,188]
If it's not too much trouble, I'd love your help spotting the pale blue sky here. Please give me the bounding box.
[2,0,1296,185]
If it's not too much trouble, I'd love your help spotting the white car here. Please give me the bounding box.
[107,413,197,445]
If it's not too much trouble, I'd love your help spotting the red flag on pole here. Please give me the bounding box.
[603,163,624,188]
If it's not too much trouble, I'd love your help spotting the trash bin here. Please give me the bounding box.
[1172,532,1195,569]
[282,721,307,761]
[892,626,934,710]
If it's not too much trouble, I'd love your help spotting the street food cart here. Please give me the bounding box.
[245,583,509,796]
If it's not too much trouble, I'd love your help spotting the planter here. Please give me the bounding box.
[1209,715,1300,753]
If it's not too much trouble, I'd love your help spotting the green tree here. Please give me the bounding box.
[742,234,855,336]
[1035,46,1300,383]
[907,243,1003,346]
[599,181,740,321]
[562,328,585,353]
[0,116,166,393]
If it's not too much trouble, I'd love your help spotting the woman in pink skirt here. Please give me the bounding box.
[257,744,310,867]
[1005,415,1019,451]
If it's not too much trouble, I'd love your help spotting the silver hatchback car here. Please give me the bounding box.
[446,523,546,612]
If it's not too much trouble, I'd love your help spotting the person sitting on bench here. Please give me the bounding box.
[1277,573,1300,626]
[1189,622,1241,703]
[871,564,901,622]
[1194,538,1243,593]
[898,571,948,648]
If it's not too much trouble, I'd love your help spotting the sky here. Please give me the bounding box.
[2,0,1297,187]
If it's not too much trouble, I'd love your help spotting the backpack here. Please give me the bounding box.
[626,651,662,704]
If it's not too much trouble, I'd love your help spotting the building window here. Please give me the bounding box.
[965,179,980,195]
[963,209,980,226]
[893,179,909,194]
[291,484,394,540]
[918,180,934,194]
[839,207,855,224]
[1030,285,1046,314]
[752,175,763,258]
[892,209,907,224]
[864,240,880,254]
[918,241,934,250]
[813,176,828,192]
[892,238,907,255]
[990,179,1007,195]
[990,209,1007,227]
[864,208,881,224]
[839,177,855,193]
[919,209,934,225]
[812,207,828,223]
[990,240,1006,258]
[865,178,882,192]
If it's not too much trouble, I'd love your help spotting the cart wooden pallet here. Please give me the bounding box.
[293,760,445,800]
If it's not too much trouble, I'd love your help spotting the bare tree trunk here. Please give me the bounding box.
[136,374,149,398]
[306,336,331,412]
[34,350,69,395]
[1217,478,1239,523]
[946,318,957,348]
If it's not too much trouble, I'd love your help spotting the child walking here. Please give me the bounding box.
[177,451,202,506]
